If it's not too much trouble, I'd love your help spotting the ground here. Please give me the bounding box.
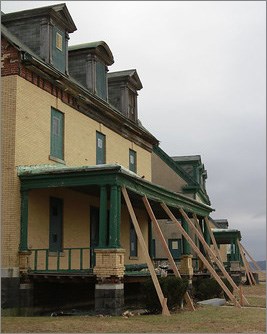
[1,283,266,333]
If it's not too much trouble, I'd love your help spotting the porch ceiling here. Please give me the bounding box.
[18,164,214,217]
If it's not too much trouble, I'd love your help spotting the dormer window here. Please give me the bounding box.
[56,32,63,51]
[68,41,114,101]
[108,69,142,123]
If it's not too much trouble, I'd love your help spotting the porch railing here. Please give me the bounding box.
[29,247,92,273]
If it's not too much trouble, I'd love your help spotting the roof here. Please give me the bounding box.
[69,41,114,66]
[108,69,143,90]
[1,24,159,150]
[1,3,77,33]
[172,155,202,163]
[17,164,214,218]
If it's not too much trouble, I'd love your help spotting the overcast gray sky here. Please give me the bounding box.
[2,1,266,261]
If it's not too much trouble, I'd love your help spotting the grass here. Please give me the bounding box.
[1,283,266,333]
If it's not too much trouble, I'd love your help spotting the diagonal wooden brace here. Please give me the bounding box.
[142,196,195,311]
[161,203,241,308]
[121,187,170,316]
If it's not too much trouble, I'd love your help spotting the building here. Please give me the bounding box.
[1,4,214,315]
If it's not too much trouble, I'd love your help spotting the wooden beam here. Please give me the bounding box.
[237,240,254,286]
[121,187,170,316]
[240,242,265,274]
[189,213,248,305]
[142,196,195,311]
[161,203,241,308]
[203,216,223,263]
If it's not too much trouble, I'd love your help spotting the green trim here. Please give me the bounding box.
[20,190,29,251]
[98,186,108,247]
[109,185,119,248]
[181,217,191,255]
[117,186,121,247]
[203,219,211,246]
[18,164,214,217]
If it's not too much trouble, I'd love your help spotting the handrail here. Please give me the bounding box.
[30,247,91,272]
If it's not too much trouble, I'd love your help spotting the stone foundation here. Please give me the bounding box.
[95,282,124,315]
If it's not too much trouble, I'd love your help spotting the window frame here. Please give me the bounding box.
[50,108,65,163]
[96,131,106,165]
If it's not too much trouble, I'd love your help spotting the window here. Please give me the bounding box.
[50,108,64,161]
[49,197,63,252]
[96,61,107,100]
[129,149,137,173]
[128,91,137,121]
[130,221,138,257]
[56,32,63,51]
[96,132,106,164]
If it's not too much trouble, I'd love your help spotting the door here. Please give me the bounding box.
[168,239,182,260]
[49,197,63,252]
[90,207,99,267]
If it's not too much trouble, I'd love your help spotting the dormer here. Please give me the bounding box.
[107,70,142,123]
[68,42,114,101]
[1,3,76,74]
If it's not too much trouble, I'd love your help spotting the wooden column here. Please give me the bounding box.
[161,203,241,308]
[98,186,107,247]
[20,190,29,251]
[109,185,119,248]
[122,187,170,316]
[142,196,195,311]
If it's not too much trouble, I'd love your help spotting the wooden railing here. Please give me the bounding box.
[29,247,91,273]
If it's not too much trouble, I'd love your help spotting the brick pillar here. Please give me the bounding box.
[93,248,125,315]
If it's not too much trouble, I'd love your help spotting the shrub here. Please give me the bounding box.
[142,276,189,313]
[193,277,234,301]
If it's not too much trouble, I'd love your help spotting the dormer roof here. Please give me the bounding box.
[1,3,77,33]
[69,41,114,66]
[108,69,143,90]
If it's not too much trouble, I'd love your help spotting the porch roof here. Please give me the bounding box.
[212,228,241,243]
[18,164,214,217]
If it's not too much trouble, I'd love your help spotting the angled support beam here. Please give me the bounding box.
[121,187,170,316]
[190,213,248,305]
[161,203,241,308]
[142,196,195,311]
[240,242,265,275]
[203,216,223,263]
[237,240,256,286]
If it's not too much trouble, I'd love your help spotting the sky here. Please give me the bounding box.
[1,1,266,261]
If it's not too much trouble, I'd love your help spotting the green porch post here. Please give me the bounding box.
[230,239,234,261]
[98,186,107,247]
[203,219,211,246]
[20,190,29,251]
[236,239,240,261]
[108,185,119,248]
[181,216,191,255]
[117,186,121,248]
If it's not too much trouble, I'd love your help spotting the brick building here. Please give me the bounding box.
[1,4,216,315]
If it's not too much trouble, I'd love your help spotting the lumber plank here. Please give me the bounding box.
[161,203,241,308]
[190,213,248,305]
[240,242,265,274]
[142,196,195,311]
[237,239,254,286]
[121,187,170,316]
[203,216,224,263]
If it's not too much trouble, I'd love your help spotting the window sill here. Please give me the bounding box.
[49,155,66,165]
[129,256,138,260]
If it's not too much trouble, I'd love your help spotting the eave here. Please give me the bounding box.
[18,164,214,218]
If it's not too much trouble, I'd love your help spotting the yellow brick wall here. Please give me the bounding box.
[15,76,152,180]
[120,205,149,265]
[2,74,153,269]
[1,76,20,268]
